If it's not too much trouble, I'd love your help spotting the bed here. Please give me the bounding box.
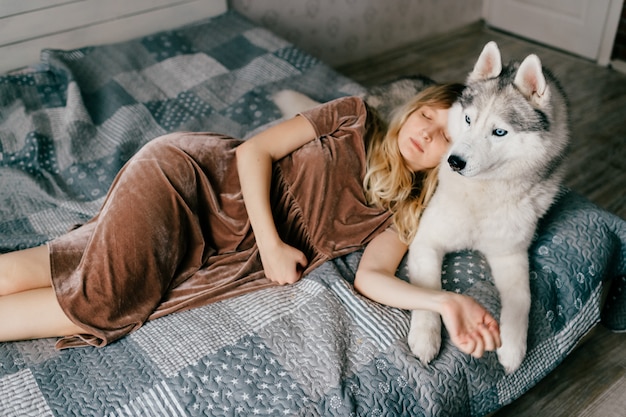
[1,10,625,417]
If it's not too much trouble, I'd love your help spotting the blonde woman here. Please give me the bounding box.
[0,84,500,357]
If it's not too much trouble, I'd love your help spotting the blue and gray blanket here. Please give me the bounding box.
[1,11,625,417]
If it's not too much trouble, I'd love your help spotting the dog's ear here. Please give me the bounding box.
[514,54,550,107]
[468,41,502,82]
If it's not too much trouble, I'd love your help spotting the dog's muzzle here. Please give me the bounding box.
[448,155,466,172]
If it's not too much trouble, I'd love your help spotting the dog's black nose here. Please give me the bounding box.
[448,155,466,172]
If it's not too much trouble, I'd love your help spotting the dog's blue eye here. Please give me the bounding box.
[465,114,471,125]
[493,128,508,137]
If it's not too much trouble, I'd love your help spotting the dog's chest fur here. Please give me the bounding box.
[421,165,556,255]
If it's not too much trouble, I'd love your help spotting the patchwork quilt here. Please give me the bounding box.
[1,11,625,417]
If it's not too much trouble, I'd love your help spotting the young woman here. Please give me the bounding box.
[0,84,500,358]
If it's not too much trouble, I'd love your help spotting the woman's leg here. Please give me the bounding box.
[0,287,84,341]
[0,245,84,341]
[0,245,52,295]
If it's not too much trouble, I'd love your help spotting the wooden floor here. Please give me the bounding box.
[337,22,626,417]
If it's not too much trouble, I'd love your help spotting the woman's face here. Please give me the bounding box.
[397,105,451,172]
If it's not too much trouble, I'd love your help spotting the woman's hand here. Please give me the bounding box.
[439,292,501,358]
[259,241,308,285]
[355,229,501,359]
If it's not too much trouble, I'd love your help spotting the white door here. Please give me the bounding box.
[482,0,623,64]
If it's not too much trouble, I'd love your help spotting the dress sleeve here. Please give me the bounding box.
[298,96,367,140]
[272,95,391,267]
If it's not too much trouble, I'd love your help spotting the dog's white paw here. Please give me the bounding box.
[496,343,526,374]
[496,313,528,373]
[407,310,442,365]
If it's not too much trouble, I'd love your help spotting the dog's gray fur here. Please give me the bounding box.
[407,41,569,373]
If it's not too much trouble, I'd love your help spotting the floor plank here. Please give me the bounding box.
[494,326,626,417]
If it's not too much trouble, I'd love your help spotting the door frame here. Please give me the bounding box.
[598,0,624,65]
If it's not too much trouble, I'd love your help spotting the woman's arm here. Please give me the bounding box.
[354,228,445,311]
[354,228,501,358]
[236,116,317,285]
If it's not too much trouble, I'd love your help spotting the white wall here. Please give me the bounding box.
[0,0,228,73]
[0,0,484,73]
[230,0,483,66]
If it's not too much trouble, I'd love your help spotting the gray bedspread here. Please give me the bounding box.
[1,11,625,417]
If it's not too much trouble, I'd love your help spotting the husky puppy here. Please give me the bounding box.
[407,41,569,373]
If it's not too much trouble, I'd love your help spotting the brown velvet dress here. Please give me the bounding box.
[49,96,392,348]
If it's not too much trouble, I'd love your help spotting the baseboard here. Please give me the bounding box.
[610,59,626,74]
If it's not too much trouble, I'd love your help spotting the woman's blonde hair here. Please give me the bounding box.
[363,83,465,244]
